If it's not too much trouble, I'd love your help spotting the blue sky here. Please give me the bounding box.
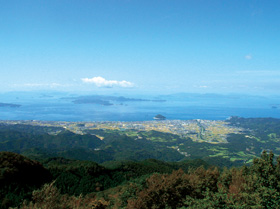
[1,0,280,95]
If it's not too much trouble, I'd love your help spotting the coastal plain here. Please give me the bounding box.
[1,117,279,167]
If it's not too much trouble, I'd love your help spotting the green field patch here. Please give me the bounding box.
[208,147,228,152]
[209,152,228,157]
[237,151,246,156]
[268,133,277,138]
[230,157,245,162]
[146,137,171,142]
[228,151,257,163]
[267,133,280,142]
[125,131,138,137]
[252,136,266,143]
[247,159,254,163]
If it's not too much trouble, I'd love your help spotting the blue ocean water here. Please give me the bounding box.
[0,92,280,121]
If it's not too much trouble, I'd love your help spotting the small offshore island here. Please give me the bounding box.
[153,114,166,120]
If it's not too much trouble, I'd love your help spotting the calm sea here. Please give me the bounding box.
[0,93,280,121]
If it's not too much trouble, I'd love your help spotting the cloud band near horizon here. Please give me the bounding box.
[81,76,134,88]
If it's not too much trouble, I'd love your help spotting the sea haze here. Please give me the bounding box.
[0,92,280,121]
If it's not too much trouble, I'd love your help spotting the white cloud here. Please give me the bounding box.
[81,76,134,88]
[245,54,252,60]
[193,85,209,88]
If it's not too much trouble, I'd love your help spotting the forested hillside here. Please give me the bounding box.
[1,151,280,208]
[0,152,208,208]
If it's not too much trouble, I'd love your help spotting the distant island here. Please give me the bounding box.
[153,114,166,120]
[0,102,21,108]
[73,98,113,106]
[62,95,166,106]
